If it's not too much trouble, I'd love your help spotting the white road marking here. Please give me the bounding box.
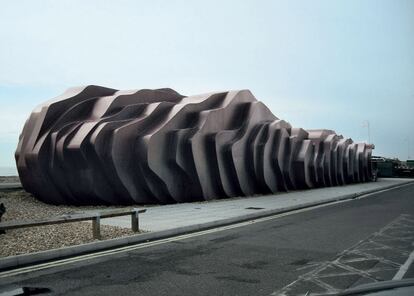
[272,214,414,296]
[0,199,350,279]
[392,249,414,280]
[1,183,411,280]
[354,182,414,200]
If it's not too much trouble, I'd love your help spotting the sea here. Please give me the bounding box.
[0,166,18,176]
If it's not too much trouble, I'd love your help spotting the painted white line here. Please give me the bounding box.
[355,182,414,200]
[273,214,414,296]
[0,199,350,279]
[1,184,411,279]
[393,249,414,280]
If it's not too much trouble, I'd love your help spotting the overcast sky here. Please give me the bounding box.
[0,0,413,171]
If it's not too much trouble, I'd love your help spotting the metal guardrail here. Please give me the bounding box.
[0,208,147,240]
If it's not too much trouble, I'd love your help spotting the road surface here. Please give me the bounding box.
[1,183,414,296]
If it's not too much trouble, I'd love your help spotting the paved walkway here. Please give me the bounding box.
[100,178,414,232]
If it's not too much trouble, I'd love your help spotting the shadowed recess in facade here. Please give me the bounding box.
[15,86,373,205]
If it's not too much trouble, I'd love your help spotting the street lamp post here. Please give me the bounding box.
[362,120,371,144]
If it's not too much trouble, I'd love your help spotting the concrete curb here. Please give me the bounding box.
[1,180,413,271]
[0,183,22,191]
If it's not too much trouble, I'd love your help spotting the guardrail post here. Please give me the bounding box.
[131,209,139,232]
[92,215,101,240]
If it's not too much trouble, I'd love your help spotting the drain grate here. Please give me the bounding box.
[245,207,265,210]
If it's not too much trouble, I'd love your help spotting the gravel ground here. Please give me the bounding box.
[0,189,143,258]
[0,176,20,183]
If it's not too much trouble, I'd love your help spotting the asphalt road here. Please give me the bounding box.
[1,183,414,296]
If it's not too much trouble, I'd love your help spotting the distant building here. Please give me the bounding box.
[371,156,400,177]
[371,156,414,178]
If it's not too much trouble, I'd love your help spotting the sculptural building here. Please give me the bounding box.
[16,86,373,205]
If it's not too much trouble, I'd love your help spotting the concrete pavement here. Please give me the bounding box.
[1,182,414,295]
[100,178,414,232]
[0,178,412,271]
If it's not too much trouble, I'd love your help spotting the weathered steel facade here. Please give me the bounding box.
[16,86,373,205]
